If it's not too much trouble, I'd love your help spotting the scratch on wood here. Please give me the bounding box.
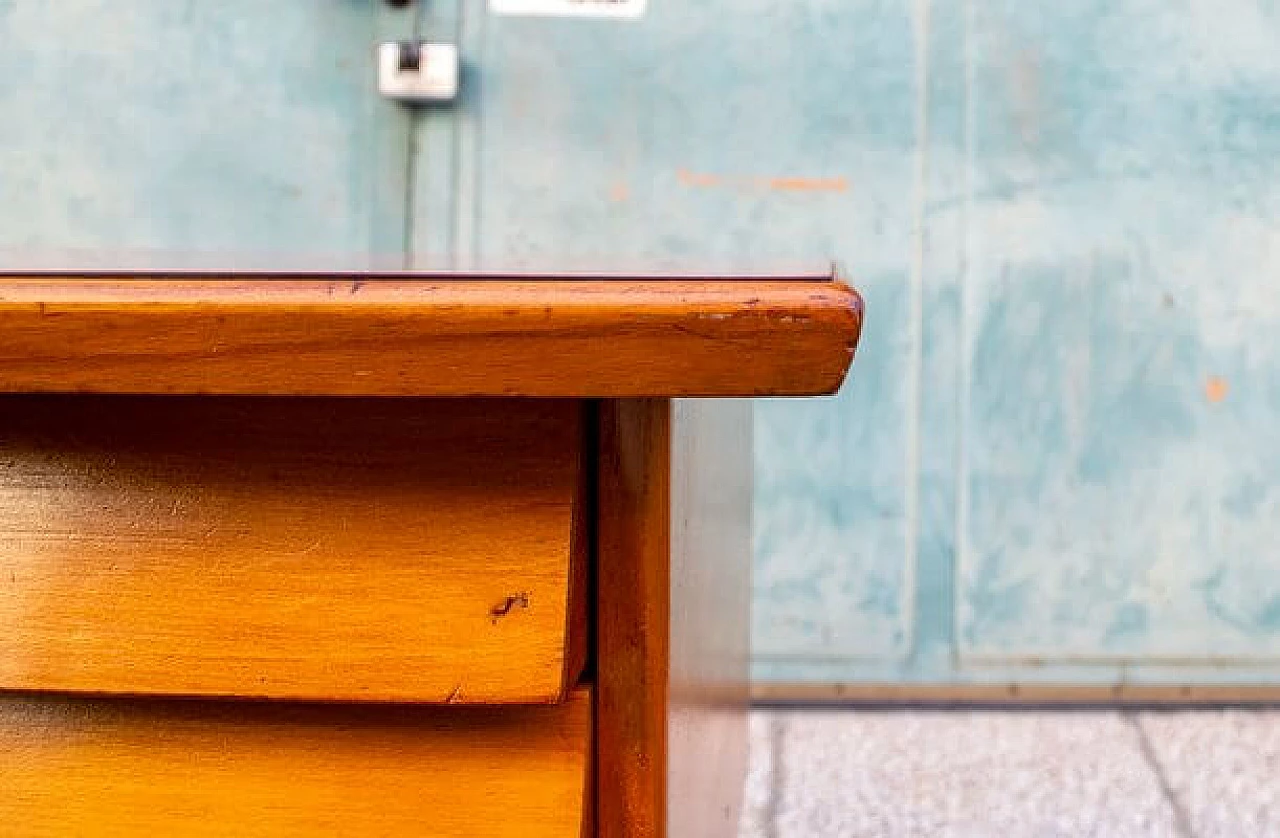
[490,592,531,623]
[285,537,325,558]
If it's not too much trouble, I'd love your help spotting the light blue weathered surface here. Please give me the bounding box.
[760,0,1280,686]
[0,0,410,261]
[959,0,1280,665]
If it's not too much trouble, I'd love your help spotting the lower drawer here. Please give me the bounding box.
[1,688,592,838]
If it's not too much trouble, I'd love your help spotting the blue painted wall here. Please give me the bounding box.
[0,1,410,262]
[6,0,1280,688]
[758,0,1280,687]
[957,0,1280,672]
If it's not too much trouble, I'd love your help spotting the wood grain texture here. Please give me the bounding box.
[0,688,592,838]
[0,275,861,397]
[0,396,586,703]
[595,400,751,838]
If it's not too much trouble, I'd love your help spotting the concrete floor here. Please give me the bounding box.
[741,709,1280,838]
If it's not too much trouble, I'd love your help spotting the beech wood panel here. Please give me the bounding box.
[595,400,751,838]
[0,396,586,703]
[0,275,861,397]
[0,688,592,838]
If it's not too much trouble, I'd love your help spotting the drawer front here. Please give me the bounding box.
[0,396,586,703]
[1,689,591,838]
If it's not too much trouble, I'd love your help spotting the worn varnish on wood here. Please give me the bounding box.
[0,396,587,703]
[0,275,862,397]
[0,688,592,838]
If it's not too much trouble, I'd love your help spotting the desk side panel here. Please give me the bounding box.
[670,399,751,838]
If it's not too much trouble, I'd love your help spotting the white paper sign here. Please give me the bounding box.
[490,0,646,19]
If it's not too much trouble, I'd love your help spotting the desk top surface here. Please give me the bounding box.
[0,273,862,397]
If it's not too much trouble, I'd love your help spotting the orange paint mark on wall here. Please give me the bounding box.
[677,169,723,188]
[676,169,848,193]
[767,176,849,193]
[1205,376,1229,404]
[609,182,630,203]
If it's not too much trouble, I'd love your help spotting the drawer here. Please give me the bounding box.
[0,688,591,838]
[0,396,588,703]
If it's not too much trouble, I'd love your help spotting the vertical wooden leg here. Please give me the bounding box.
[597,399,671,838]
[596,399,751,838]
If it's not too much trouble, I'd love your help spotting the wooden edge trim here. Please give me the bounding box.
[0,276,862,397]
[752,682,1280,706]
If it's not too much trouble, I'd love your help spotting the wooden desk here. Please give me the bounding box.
[0,273,862,838]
